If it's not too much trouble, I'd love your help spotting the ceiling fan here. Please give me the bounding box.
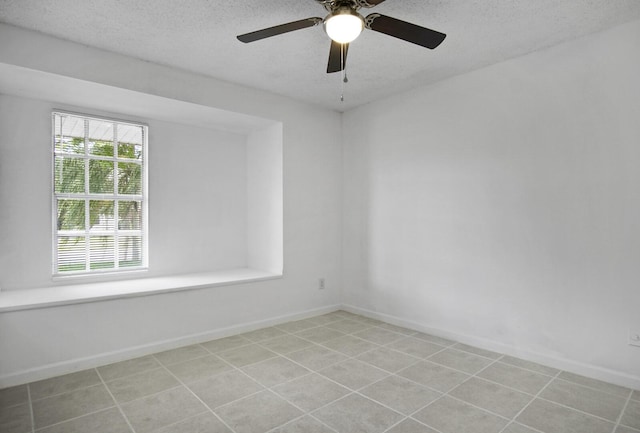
[237,0,446,73]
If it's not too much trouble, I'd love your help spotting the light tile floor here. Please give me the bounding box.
[1,310,639,433]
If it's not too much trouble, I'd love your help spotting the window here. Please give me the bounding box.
[53,112,147,276]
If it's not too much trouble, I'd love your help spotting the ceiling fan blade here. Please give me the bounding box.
[237,17,322,43]
[327,40,349,73]
[365,13,446,49]
[355,0,387,7]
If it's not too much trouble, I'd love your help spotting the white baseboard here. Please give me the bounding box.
[0,304,340,388]
[342,304,640,390]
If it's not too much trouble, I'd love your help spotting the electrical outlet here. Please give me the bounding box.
[319,278,325,290]
[629,328,640,347]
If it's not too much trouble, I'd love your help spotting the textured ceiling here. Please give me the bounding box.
[1,0,640,111]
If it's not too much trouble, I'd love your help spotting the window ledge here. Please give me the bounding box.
[0,268,282,313]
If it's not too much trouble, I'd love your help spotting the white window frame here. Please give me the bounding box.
[52,111,149,277]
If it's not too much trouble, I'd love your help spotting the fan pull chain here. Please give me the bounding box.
[340,43,346,102]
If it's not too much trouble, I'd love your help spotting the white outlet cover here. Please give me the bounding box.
[629,329,640,347]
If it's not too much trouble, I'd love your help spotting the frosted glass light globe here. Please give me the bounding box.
[324,12,364,44]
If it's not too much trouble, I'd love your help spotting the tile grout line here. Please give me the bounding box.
[410,351,502,394]
[357,347,425,369]
[102,365,174,386]
[556,372,632,399]
[304,413,342,433]
[307,391,398,433]
[96,355,166,383]
[153,350,216,368]
[26,378,103,403]
[150,352,242,433]
[550,376,632,400]
[373,364,458,433]
[396,353,512,431]
[28,384,127,432]
[612,389,634,433]
[198,339,255,357]
[30,406,129,432]
[534,395,627,424]
[272,318,343,335]
[204,388,266,412]
[382,415,448,433]
[104,381,185,405]
[26,383,35,433]
[495,369,562,433]
[259,388,342,433]
[148,409,212,432]
[29,397,138,432]
[95,367,138,433]
[361,333,448,354]
[506,421,548,433]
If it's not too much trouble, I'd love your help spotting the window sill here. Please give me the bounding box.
[0,268,282,313]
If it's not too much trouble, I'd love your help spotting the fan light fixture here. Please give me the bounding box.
[324,8,364,44]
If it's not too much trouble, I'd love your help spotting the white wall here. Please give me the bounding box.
[342,20,640,386]
[149,118,248,275]
[247,124,284,274]
[0,24,342,385]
